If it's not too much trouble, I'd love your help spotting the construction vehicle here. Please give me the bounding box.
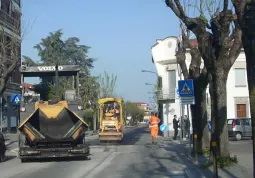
[18,64,90,162]
[98,98,124,142]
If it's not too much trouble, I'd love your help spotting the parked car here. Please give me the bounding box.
[227,118,251,141]
[0,132,6,162]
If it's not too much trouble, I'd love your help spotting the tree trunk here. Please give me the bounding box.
[211,71,229,156]
[191,78,210,152]
[243,37,255,176]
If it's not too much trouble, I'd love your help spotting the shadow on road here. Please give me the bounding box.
[4,155,17,162]
[87,126,147,146]
[20,156,91,163]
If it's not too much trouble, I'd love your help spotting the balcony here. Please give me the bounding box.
[0,10,20,35]
[13,0,21,6]
[157,88,176,100]
[6,82,21,93]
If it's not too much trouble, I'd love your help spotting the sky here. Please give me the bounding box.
[21,0,180,104]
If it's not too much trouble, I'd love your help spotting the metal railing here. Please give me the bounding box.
[0,9,20,35]
[157,88,176,100]
[6,82,21,91]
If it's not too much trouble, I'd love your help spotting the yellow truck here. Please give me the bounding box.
[98,98,124,142]
[18,64,90,162]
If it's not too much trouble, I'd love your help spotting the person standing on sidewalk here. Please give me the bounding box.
[173,115,179,140]
[184,115,190,138]
[149,112,160,144]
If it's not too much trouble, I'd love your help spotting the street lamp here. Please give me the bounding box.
[141,70,158,77]
[145,83,156,86]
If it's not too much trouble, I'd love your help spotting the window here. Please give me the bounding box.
[168,70,176,89]
[235,68,246,86]
[242,118,251,126]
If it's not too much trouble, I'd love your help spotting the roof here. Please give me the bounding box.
[24,83,35,92]
[98,98,123,105]
[151,36,198,63]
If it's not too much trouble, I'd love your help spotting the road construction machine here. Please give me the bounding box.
[98,98,124,142]
[18,64,90,162]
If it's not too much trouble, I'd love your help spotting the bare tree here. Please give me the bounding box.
[98,71,117,98]
[165,0,242,156]
[0,18,21,94]
[176,25,209,150]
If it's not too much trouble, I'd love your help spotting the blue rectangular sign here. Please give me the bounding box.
[178,79,194,97]
[11,94,21,105]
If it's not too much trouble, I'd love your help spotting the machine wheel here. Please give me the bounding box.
[235,132,242,141]
[21,158,28,163]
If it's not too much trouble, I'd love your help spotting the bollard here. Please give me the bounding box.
[211,134,218,178]
[194,132,198,163]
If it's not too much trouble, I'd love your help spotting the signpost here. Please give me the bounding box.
[11,94,21,127]
[178,79,195,155]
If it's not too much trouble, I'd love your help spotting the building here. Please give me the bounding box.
[0,0,22,133]
[151,36,248,137]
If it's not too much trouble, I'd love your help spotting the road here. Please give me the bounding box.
[229,139,252,171]
[0,126,191,178]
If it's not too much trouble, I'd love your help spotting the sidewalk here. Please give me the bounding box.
[160,138,253,178]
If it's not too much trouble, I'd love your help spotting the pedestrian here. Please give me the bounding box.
[184,115,190,138]
[173,115,179,140]
[149,112,161,144]
[180,116,185,139]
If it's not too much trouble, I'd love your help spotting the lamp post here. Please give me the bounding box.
[141,70,158,77]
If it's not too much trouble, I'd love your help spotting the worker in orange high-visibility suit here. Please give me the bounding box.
[149,112,160,144]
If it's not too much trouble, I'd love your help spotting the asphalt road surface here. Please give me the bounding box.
[0,125,190,178]
[229,139,252,171]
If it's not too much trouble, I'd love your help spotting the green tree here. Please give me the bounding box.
[23,30,96,102]
[165,0,242,156]
[124,102,144,125]
[98,71,117,98]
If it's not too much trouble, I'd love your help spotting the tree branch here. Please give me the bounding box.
[228,26,242,66]
[232,0,247,28]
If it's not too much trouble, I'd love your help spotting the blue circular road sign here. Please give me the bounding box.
[160,124,168,132]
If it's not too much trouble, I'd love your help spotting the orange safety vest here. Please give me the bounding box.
[149,116,159,128]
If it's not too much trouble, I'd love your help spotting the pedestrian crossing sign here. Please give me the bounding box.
[178,80,194,97]
[11,94,21,105]
[181,83,192,94]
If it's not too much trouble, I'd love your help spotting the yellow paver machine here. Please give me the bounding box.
[98,98,124,142]
[18,64,90,162]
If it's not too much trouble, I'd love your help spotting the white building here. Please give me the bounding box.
[151,36,249,137]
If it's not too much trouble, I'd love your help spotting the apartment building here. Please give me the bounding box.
[0,0,22,132]
[151,36,249,137]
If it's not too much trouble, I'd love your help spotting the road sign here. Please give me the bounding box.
[160,124,168,132]
[178,80,194,97]
[178,80,195,105]
[11,94,21,105]
[179,97,195,105]
[208,121,212,133]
